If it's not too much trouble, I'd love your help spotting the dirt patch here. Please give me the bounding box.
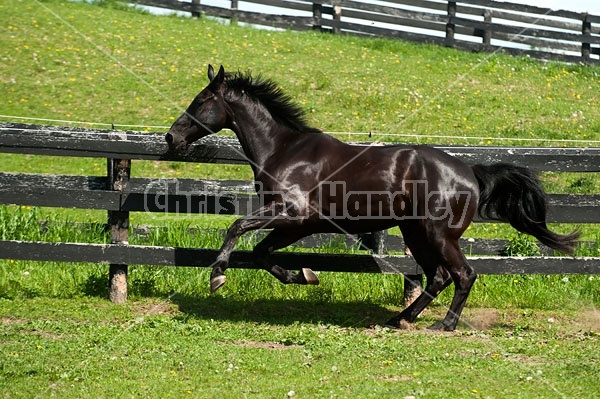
[372,374,413,382]
[26,329,63,340]
[130,300,180,317]
[461,308,500,330]
[580,308,600,332]
[457,307,600,335]
[512,355,546,367]
[2,317,27,325]
[3,320,64,339]
[231,340,303,350]
[1,317,62,338]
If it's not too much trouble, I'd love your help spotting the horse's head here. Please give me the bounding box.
[165,65,229,154]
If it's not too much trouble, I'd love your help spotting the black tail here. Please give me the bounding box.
[472,163,580,255]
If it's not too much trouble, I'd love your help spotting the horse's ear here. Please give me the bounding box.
[214,65,225,84]
[207,65,225,89]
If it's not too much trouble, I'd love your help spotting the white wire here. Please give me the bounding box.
[2,114,599,146]
[0,114,170,130]
[330,131,600,145]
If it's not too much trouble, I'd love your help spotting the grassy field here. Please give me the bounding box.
[1,0,599,397]
[1,296,599,399]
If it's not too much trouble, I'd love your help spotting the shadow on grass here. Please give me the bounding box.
[83,274,110,299]
[79,270,400,328]
[170,294,398,328]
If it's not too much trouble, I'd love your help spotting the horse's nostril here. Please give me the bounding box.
[165,132,173,145]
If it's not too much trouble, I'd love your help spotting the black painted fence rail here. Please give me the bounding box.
[1,122,599,302]
[2,123,600,170]
[2,240,599,275]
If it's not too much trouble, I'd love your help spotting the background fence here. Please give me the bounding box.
[1,122,599,302]
[134,0,600,64]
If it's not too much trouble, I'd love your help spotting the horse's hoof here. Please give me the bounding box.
[397,320,412,330]
[383,318,411,330]
[210,275,227,293]
[427,321,454,331]
[302,268,319,285]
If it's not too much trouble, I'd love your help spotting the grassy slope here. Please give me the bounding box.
[1,2,599,397]
[2,1,599,141]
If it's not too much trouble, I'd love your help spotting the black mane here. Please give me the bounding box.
[224,72,321,134]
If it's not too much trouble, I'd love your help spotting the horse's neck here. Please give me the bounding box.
[228,99,299,170]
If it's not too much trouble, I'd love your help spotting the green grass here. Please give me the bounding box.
[1,1,599,397]
[1,296,599,398]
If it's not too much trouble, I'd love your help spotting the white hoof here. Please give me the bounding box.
[302,268,320,285]
[210,275,227,293]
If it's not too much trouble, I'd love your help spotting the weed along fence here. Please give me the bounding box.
[136,0,600,64]
[1,122,600,303]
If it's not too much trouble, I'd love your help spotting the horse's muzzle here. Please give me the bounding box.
[165,131,189,154]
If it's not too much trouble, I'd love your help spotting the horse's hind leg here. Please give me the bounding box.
[385,224,453,327]
[385,265,452,328]
[429,243,476,331]
[253,228,319,285]
[388,241,476,331]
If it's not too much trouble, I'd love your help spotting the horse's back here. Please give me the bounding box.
[407,144,478,188]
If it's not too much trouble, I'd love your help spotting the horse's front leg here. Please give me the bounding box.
[211,202,286,293]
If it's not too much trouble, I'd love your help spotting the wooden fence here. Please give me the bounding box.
[1,122,599,303]
[134,0,600,64]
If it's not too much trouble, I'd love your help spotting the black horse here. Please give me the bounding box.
[165,65,579,331]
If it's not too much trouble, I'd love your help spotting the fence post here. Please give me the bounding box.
[231,0,238,26]
[191,0,201,18]
[482,9,492,48]
[357,231,422,306]
[445,1,457,46]
[582,13,591,64]
[333,5,342,34]
[107,158,131,304]
[403,271,423,307]
[358,230,387,255]
[312,2,322,31]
